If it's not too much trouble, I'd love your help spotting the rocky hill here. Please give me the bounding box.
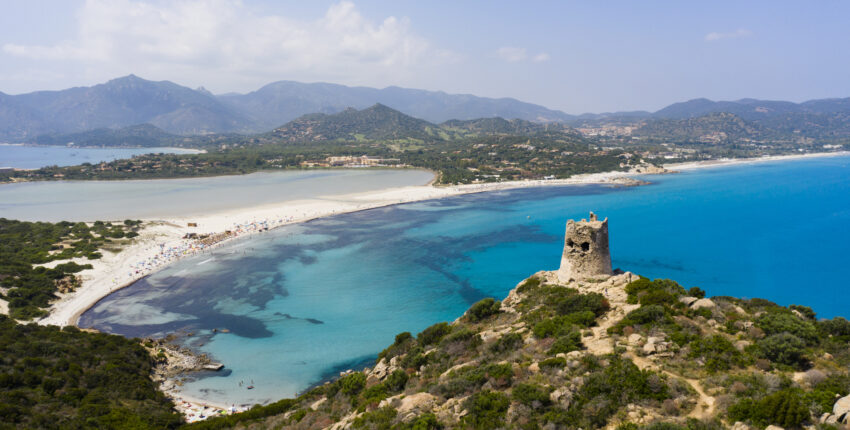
[631,113,773,144]
[186,220,850,430]
[5,75,255,138]
[268,104,582,144]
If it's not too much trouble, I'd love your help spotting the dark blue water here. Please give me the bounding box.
[79,155,850,405]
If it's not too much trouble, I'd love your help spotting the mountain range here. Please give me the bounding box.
[1,75,850,143]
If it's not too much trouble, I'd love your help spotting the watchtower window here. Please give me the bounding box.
[581,242,590,252]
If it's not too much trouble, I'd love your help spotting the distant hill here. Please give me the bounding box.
[9,75,255,138]
[219,80,574,129]
[632,112,770,143]
[269,104,582,143]
[440,117,578,136]
[3,75,850,144]
[270,104,440,142]
[0,76,576,142]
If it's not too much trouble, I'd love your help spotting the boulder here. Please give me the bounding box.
[397,392,437,418]
[731,421,750,430]
[691,298,716,310]
[834,394,850,423]
[734,340,751,351]
[764,425,784,430]
[820,413,836,424]
[550,387,572,407]
[642,336,670,355]
[679,296,698,306]
[628,333,643,346]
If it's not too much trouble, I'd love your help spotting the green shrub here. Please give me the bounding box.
[339,373,367,396]
[819,317,850,338]
[378,331,414,362]
[625,278,685,305]
[440,327,481,347]
[627,305,667,325]
[639,289,679,306]
[465,298,501,322]
[728,389,809,428]
[399,413,443,430]
[385,370,409,392]
[516,277,541,294]
[418,322,452,346]
[489,332,523,354]
[549,331,582,355]
[399,347,428,370]
[555,292,610,317]
[361,383,389,406]
[687,335,745,372]
[803,375,850,415]
[789,305,816,320]
[461,390,510,429]
[755,311,818,344]
[539,357,566,370]
[352,406,397,429]
[757,333,808,368]
[512,383,551,408]
[687,287,706,298]
[533,318,564,338]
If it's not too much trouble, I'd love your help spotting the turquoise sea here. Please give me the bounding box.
[0,144,199,169]
[79,155,850,406]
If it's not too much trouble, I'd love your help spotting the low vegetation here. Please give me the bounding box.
[0,315,181,429]
[0,218,142,319]
[187,271,850,429]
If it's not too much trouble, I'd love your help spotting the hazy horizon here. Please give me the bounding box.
[2,1,849,114]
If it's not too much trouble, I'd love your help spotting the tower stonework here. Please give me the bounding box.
[557,212,613,282]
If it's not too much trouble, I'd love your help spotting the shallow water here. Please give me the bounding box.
[79,155,850,406]
[0,169,434,221]
[0,144,199,169]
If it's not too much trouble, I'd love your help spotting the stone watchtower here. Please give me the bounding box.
[557,212,613,282]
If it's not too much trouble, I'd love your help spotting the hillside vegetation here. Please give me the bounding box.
[186,271,850,429]
[0,218,142,319]
[0,316,181,429]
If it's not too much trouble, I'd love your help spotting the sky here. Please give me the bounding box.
[1,0,849,114]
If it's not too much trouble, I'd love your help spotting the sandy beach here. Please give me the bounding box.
[664,150,850,171]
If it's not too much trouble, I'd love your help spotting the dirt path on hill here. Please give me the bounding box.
[626,352,716,419]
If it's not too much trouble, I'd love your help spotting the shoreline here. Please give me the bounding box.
[664,150,850,171]
[37,169,640,327]
[37,150,850,328]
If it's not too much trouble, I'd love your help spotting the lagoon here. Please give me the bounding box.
[0,144,199,169]
[0,169,435,222]
[79,155,850,406]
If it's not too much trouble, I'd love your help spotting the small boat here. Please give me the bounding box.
[247,385,254,390]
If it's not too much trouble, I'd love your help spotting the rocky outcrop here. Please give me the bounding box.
[691,298,716,310]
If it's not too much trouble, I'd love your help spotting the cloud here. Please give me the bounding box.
[532,53,550,63]
[704,29,752,42]
[497,47,550,63]
[1,0,459,91]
